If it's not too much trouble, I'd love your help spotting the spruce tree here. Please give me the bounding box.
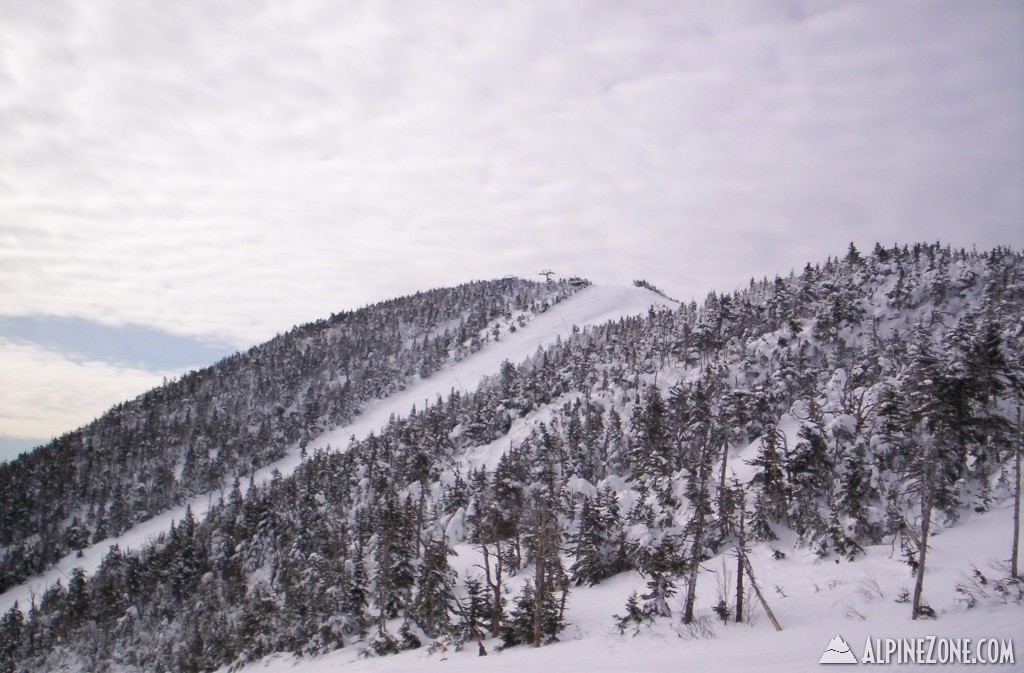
[747,427,788,540]
[679,381,718,624]
[0,602,24,672]
[613,591,649,634]
[629,385,673,490]
[501,581,538,648]
[835,438,881,544]
[569,497,612,586]
[640,536,680,618]
[522,490,567,647]
[784,424,830,539]
[897,325,959,618]
[411,539,456,638]
[454,577,491,644]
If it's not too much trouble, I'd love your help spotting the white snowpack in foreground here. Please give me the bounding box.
[226,504,1022,673]
[0,285,673,616]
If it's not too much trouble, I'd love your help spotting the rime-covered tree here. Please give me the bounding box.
[453,576,491,644]
[835,437,881,543]
[411,539,456,638]
[675,378,720,624]
[0,601,25,673]
[629,385,673,496]
[747,426,788,540]
[639,536,681,618]
[785,423,831,540]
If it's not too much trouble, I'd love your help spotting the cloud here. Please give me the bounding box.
[0,338,175,440]
[0,0,1021,440]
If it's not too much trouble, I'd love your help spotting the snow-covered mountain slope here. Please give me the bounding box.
[305,284,676,454]
[7,245,1022,673]
[0,283,672,616]
[0,277,591,592]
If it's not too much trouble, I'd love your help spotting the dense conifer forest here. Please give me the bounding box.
[0,279,582,593]
[1,243,1022,672]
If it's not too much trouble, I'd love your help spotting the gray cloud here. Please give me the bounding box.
[0,338,174,440]
[1,0,1022,441]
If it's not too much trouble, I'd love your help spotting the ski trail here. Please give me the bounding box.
[0,285,672,614]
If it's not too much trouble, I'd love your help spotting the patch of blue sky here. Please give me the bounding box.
[0,437,46,463]
[0,315,237,371]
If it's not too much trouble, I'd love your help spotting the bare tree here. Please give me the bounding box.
[529,494,564,647]
[682,438,713,624]
[911,441,937,620]
[734,484,746,624]
[474,522,504,637]
[1012,407,1021,580]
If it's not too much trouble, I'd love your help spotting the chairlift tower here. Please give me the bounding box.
[539,270,556,283]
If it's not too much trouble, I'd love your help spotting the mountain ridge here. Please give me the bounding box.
[0,278,591,591]
[0,282,671,613]
[2,242,1022,673]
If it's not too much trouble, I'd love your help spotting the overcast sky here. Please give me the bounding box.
[1,0,1022,458]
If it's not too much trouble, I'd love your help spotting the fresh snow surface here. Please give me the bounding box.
[0,284,673,615]
[224,504,1022,673]
[304,284,675,455]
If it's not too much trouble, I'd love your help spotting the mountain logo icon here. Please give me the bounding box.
[819,634,858,664]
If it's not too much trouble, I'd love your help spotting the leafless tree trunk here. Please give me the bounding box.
[718,438,730,524]
[912,460,934,620]
[532,540,545,648]
[477,538,504,637]
[532,502,552,648]
[1011,406,1021,580]
[740,551,782,631]
[683,458,709,624]
[735,487,746,624]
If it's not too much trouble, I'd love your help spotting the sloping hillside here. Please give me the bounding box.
[0,282,672,616]
[0,279,586,590]
[3,243,1022,673]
